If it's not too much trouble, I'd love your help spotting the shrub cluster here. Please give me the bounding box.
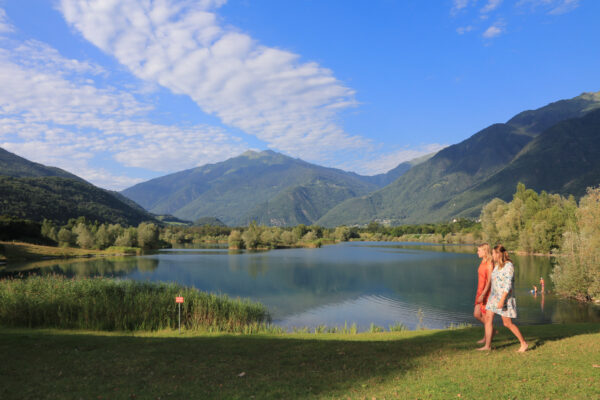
[161,224,231,245]
[227,223,334,250]
[353,219,481,244]
[481,183,577,254]
[39,217,161,250]
[553,187,600,301]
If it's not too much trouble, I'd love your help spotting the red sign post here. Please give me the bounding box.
[175,296,184,333]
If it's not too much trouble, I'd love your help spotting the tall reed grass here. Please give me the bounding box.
[0,275,270,332]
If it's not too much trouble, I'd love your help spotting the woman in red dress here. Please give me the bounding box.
[474,243,493,344]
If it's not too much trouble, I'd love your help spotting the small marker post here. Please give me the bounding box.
[175,296,184,333]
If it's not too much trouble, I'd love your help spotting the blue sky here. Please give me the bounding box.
[0,0,598,189]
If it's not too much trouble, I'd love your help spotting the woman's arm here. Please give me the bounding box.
[497,292,508,309]
[477,262,493,303]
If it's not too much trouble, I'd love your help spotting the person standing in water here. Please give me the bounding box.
[540,277,545,294]
[478,245,528,352]
[474,243,493,344]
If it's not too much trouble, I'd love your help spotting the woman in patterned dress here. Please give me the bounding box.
[477,245,528,352]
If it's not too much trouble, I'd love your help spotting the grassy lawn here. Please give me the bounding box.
[1,323,599,399]
[0,241,139,262]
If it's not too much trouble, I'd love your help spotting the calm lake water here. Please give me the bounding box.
[3,242,599,331]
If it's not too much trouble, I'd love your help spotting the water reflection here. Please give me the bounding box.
[1,242,598,330]
[2,256,158,278]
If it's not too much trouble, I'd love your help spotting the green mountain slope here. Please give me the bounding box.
[0,148,155,225]
[0,177,155,225]
[122,150,385,226]
[244,177,374,226]
[317,91,600,226]
[0,147,82,180]
[506,91,600,136]
[442,107,600,217]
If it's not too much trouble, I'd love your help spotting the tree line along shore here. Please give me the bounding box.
[1,183,599,303]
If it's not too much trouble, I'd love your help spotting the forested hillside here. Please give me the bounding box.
[121,150,408,226]
[317,91,600,226]
[0,148,155,226]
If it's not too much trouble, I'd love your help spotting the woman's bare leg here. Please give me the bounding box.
[501,316,528,352]
[473,305,486,343]
[477,311,494,350]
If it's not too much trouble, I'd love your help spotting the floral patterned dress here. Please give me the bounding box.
[485,261,517,318]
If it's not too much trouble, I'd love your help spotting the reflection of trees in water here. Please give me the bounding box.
[137,257,159,272]
[242,253,470,307]
[1,257,159,278]
[512,255,555,290]
[357,243,477,254]
[222,248,555,308]
[551,299,600,323]
[248,257,270,278]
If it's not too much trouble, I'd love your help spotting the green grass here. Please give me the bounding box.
[0,323,598,399]
[0,275,269,331]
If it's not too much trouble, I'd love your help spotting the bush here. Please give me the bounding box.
[481,183,577,253]
[553,187,600,301]
[228,230,244,249]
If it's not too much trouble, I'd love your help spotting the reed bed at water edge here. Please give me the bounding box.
[0,275,270,332]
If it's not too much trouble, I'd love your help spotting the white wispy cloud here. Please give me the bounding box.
[457,25,475,34]
[0,4,445,190]
[452,0,473,15]
[0,37,247,189]
[454,0,579,41]
[483,20,506,38]
[481,0,503,13]
[341,144,447,176]
[517,0,580,15]
[58,0,370,163]
[0,8,13,34]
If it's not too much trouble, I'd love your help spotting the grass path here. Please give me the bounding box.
[1,323,599,399]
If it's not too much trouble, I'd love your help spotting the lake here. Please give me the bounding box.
[2,242,599,331]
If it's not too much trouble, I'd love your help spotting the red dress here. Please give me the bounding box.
[475,260,491,314]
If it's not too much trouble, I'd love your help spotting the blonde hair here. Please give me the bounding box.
[478,243,492,264]
[493,244,511,268]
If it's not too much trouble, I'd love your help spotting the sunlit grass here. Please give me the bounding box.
[0,323,598,399]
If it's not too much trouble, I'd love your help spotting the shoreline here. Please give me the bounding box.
[1,238,558,263]
[352,237,558,257]
[0,241,140,263]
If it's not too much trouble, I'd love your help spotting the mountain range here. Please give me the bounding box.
[121,91,600,227]
[316,91,600,226]
[121,150,422,226]
[2,91,599,228]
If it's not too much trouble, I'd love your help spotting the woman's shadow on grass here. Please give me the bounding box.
[1,323,599,399]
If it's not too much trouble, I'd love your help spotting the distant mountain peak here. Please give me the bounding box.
[240,149,280,159]
[241,150,261,158]
[578,90,600,101]
[121,148,384,226]
[579,91,600,111]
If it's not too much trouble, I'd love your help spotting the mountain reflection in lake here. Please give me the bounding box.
[3,242,599,331]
